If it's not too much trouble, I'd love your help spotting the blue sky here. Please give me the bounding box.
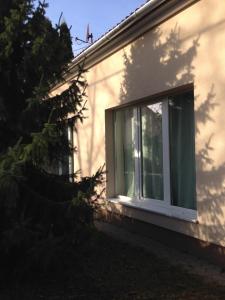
[46,0,146,54]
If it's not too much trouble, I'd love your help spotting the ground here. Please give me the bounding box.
[1,224,225,300]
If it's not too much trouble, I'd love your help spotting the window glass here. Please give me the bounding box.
[113,89,196,215]
[141,103,164,200]
[114,108,135,197]
[67,125,74,182]
[60,124,73,176]
[169,91,196,209]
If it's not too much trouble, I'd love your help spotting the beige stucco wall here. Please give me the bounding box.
[56,0,225,247]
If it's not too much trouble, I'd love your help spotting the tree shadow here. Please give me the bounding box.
[75,69,106,177]
[117,25,225,248]
[120,26,199,103]
[195,85,225,243]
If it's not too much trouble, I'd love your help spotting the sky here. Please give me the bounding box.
[46,0,146,55]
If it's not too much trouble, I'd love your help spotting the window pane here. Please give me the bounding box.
[47,124,73,179]
[68,125,74,182]
[61,125,73,177]
[169,91,196,210]
[114,108,135,197]
[141,103,164,200]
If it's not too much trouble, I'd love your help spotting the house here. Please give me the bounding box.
[52,0,225,265]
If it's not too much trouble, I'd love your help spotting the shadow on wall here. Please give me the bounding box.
[119,25,225,244]
[195,85,225,243]
[76,71,105,177]
[120,26,199,102]
[76,68,118,177]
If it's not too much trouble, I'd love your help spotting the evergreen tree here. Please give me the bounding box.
[59,21,74,62]
[0,0,103,275]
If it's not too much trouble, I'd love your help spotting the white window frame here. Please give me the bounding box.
[113,98,197,222]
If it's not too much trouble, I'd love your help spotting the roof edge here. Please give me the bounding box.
[51,0,199,93]
[71,0,167,67]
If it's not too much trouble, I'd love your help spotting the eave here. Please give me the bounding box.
[53,0,199,91]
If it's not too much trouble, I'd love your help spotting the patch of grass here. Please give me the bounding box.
[1,231,225,300]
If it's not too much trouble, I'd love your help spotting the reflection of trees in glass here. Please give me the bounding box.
[114,108,135,197]
[123,109,135,197]
[141,103,163,200]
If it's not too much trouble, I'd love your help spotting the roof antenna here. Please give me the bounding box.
[75,24,93,44]
[86,24,93,43]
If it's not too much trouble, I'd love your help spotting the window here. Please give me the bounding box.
[59,124,74,181]
[113,90,196,221]
[49,124,74,181]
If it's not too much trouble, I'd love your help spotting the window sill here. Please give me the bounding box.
[107,197,198,224]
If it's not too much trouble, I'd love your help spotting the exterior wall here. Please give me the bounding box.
[58,0,225,247]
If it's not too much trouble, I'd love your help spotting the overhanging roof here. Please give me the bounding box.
[54,0,198,88]
[72,0,167,64]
